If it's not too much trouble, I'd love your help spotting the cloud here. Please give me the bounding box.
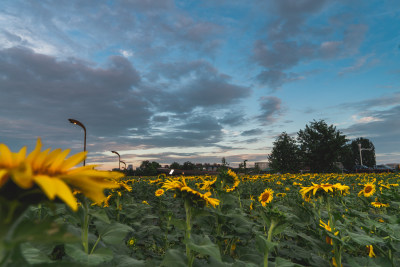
[338,92,400,111]
[343,105,400,155]
[256,96,282,125]
[338,54,375,76]
[143,60,252,113]
[241,128,264,136]
[0,0,224,61]
[251,0,369,90]
[0,46,150,140]
[218,111,246,127]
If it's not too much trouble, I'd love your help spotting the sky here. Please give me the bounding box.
[0,0,399,170]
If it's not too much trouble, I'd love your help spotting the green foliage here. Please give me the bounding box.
[268,132,301,173]
[3,172,400,266]
[136,161,161,176]
[297,120,348,173]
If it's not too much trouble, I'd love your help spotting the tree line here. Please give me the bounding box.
[268,119,376,173]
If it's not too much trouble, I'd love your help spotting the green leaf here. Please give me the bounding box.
[186,235,222,262]
[113,255,146,267]
[90,208,110,223]
[95,221,133,245]
[161,249,187,267]
[10,218,79,245]
[274,257,301,267]
[347,232,384,246]
[170,218,186,231]
[255,234,277,254]
[65,243,113,266]
[20,243,53,265]
[272,223,288,236]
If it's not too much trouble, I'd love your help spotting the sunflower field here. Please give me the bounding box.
[1,141,400,266]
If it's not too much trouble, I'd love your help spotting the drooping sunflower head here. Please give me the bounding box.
[371,201,389,208]
[162,177,219,208]
[366,245,376,258]
[358,182,376,197]
[258,188,274,207]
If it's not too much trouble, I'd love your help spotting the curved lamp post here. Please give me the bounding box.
[68,118,86,166]
[111,151,121,170]
[120,160,126,170]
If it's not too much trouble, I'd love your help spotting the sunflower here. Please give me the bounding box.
[358,182,376,197]
[299,183,335,200]
[332,183,350,195]
[258,188,274,207]
[225,169,240,192]
[319,219,339,245]
[0,139,122,211]
[162,177,219,208]
[371,201,389,208]
[127,237,136,247]
[155,189,165,197]
[197,176,217,191]
[366,245,376,258]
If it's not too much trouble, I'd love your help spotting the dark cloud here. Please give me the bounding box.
[343,105,400,155]
[0,0,223,60]
[218,112,246,127]
[337,92,400,111]
[143,60,252,113]
[252,0,369,90]
[152,115,169,123]
[241,129,264,136]
[0,47,150,141]
[256,96,282,125]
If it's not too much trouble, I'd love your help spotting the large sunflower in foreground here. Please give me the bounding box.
[358,182,376,197]
[0,139,122,211]
[258,188,274,207]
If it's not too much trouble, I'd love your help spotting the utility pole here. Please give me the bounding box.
[358,143,372,166]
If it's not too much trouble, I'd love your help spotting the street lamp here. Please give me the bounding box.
[120,160,126,170]
[68,118,86,166]
[358,143,372,166]
[111,151,120,170]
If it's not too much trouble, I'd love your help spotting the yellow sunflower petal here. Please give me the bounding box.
[33,175,58,200]
[48,149,70,173]
[59,151,87,171]
[0,169,9,187]
[0,144,13,166]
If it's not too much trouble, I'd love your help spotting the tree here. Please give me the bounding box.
[182,161,196,170]
[137,160,160,176]
[268,132,301,173]
[297,120,347,173]
[170,162,181,169]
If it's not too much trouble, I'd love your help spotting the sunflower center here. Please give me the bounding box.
[365,186,372,193]
[261,193,270,202]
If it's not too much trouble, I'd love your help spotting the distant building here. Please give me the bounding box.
[386,163,400,170]
[255,162,269,171]
[127,164,133,170]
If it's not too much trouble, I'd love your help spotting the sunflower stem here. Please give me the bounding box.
[327,197,341,267]
[90,235,101,255]
[184,198,194,267]
[264,219,278,267]
[82,198,90,254]
[116,194,120,222]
